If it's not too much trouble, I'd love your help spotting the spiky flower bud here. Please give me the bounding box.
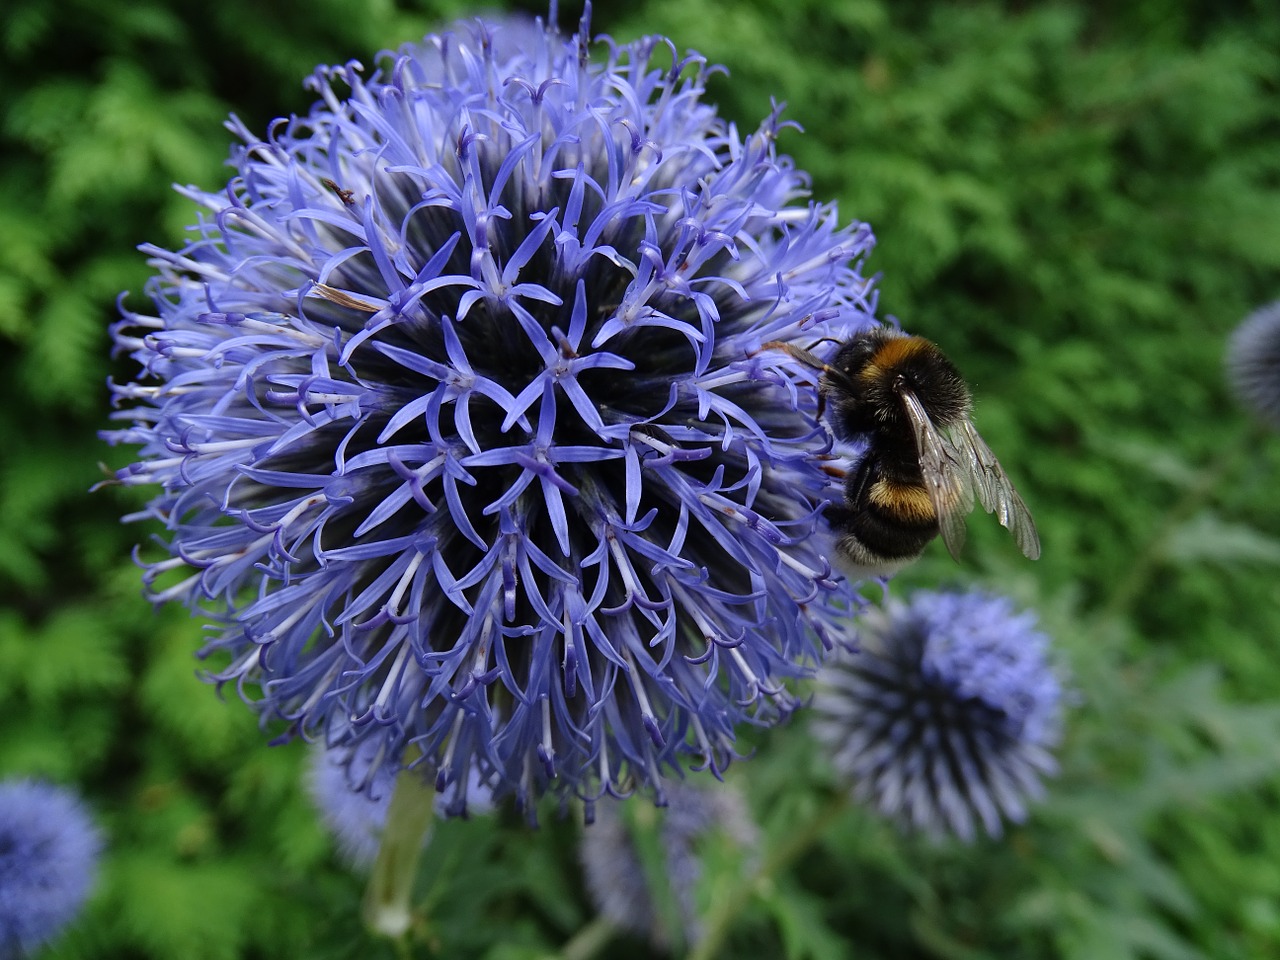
[105,6,877,813]
[0,780,102,956]
[1226,300,1280,430]
[813,591,1063,840]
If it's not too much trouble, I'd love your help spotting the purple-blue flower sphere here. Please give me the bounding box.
[0,780,102,956]
[105,7,878,813]
[1226,300,1280,430]
[813,591,1063,841]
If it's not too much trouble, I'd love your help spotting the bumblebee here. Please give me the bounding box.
[764,328,1040,577]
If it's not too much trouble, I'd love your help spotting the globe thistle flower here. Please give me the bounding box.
[105,5,878,814]
[1226,300,1280,430]
[0,780,102,957]
[813,591,1063,841]
[307,738,494,869]
[580,780,758,950]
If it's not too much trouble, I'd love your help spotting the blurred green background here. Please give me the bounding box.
[3,0,1280,957]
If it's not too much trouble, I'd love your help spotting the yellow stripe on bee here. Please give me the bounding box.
[858,335,931,385]
[868,479,935,522]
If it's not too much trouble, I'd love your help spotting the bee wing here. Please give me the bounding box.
[899,388,974,561]
[952,419,1042,560]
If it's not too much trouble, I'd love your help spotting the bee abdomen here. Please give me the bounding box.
[836,492,938,555]
[867,478,934,524]
[825,476,940,578]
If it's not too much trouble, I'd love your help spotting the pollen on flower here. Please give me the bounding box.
[104,4,880,815]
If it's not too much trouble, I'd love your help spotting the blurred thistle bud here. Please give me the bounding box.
[580,780,758,951]
[1226,301,1280,430]
[307,739,494,870]
[103,4,878,816]
[0,779,102,956]
[813,591,1063,841]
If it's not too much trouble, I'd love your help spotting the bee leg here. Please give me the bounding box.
[843,451,877,507]
[823,453,930,581]
[820,450,874,531]
[820,455,873,559]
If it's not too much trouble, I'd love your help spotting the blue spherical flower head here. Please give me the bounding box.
[0,780,102,956]
[1227,300,1280,430]
[813,591,1063,841]
[105,6,878,813]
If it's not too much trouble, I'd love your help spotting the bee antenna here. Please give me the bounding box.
[757,340,859,393]
[757,340,828,371]
[804,336,845,351]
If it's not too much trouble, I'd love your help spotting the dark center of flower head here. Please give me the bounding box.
[105,9,880,814]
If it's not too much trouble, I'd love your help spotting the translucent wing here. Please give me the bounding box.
[898,389,973,560]
[950,418,1042,560]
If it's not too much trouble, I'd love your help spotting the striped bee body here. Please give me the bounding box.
[763,328,1040,577]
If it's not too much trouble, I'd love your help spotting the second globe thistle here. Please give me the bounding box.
[813,591,1063,841]
[104,8,878,812]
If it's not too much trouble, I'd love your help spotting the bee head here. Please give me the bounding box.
[829,330,896,383]
[834,330,972,430]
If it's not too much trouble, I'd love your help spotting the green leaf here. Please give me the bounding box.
[1162,512,1280,566]
[109,854,256,960]
[757,879,848,960]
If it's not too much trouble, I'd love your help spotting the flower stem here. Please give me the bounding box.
[686,792,849,960]
[558,915,617,960]
[361,768,437,940]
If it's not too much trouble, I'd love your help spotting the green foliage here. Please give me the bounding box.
[3,0,1279,957]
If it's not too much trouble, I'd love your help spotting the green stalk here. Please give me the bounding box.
[686,792,849,960]
[558,916,618,960]
[361,768,437,940]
